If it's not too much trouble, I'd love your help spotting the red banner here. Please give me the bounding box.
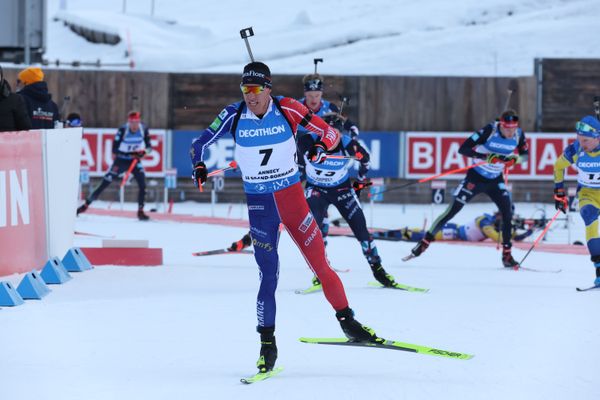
[0,131,48,275]
[406,132,576,180]
[80,129,166,177]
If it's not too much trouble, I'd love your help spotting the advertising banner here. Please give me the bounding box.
[405,132,577,180]
[0,131,47,275]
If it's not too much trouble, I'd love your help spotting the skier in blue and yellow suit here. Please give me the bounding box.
[553,115,600,287]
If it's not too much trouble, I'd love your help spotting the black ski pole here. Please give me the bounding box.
[240,27,255,62]
[518,210,562,266]
[593,96,600,120]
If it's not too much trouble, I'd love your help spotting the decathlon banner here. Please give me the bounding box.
[0,131,48,276]
[80,129,166,177]
[405,132,577,180]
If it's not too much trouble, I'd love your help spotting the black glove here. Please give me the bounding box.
[554,188,568,214]
[486,153,518,167]
[228,233,252,252]
[307,141,327,164]
[192,161,207,188]
[352,179,372,197]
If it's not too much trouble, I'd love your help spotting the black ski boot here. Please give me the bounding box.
[228,233,252,251]
[502,244,520,268]
[311,275,321,287]
[410,232,434,257]
[256,327,277,373]
[593,256,600,286]
[370,262,396,287]
[137,208,150,221]
[76,202,89,216]
[335,307,380,343]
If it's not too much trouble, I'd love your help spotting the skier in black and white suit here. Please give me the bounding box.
[77,111,152,220]
[297,116,397,288]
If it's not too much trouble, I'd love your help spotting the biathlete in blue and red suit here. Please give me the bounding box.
[297,114,398,289]
[189,62,380,374]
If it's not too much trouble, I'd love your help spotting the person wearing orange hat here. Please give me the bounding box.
[77,110,152,221]
[16,66,60,129]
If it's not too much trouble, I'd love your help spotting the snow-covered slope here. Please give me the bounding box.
[44,0,600,76]
[0,201,597,400]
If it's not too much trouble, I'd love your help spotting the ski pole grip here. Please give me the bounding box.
[240,27,255,61]
[240,27,254,38]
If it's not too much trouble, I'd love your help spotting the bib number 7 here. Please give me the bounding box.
[259,148,273,166]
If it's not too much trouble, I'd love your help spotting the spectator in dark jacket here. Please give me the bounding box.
[17,67,60,129]
[0,66,31,132]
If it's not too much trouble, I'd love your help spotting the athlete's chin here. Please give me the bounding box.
[247,103,266,114]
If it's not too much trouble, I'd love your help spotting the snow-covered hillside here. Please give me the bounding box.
[44,0,600,76]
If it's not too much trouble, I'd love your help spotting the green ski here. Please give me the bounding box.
[240,366,284,384]
[368,281,429,293]
[294,283,322,295]
[299,337,473,360]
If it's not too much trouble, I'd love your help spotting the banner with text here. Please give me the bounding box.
[405,132,577,180]
[0,131,48,276]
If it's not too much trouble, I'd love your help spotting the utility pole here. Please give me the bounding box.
[24,0,31,64]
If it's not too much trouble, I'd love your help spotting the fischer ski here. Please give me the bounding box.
[333,267,351,273]
[576,285,600,292]
[299,337,473,360]
[368,281,429,293]
[240,366,284,384]
[402,253,416,262]
[295,283,323,295]
[192,248,253,256]
[503,266,562,274]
